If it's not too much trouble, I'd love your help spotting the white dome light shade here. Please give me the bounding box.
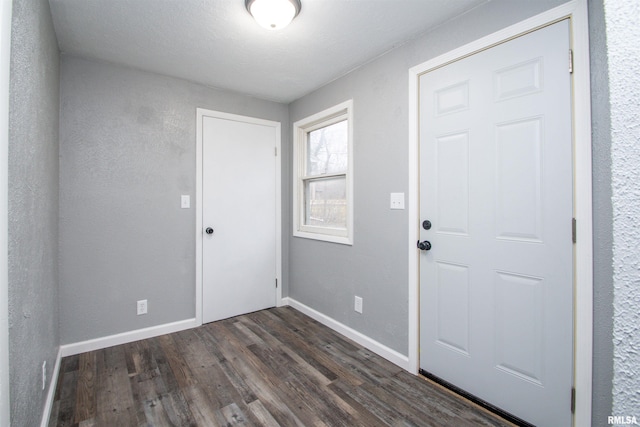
[246,0,301,30]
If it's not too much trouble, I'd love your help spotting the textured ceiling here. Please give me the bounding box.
[49,0,487,103]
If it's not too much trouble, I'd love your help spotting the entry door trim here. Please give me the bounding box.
[195,108,282,325]
[407,1,592,425]
[0,2,11,426]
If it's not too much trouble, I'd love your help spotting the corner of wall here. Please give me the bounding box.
[587,0,615,423]
[0,0,13,425]
[7,0,61,425]
[605,0,640,418]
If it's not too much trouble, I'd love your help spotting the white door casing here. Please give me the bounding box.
[419,20,572,426]
[408,2,593,425]
[0,0,11,426]
[196,109,282,324]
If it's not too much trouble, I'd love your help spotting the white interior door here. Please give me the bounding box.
[419,21,573,426]
[202,113,278,323]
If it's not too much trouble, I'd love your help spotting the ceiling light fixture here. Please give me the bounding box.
[245,0,301,30]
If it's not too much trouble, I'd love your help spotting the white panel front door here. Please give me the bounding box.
[419,21,573,426]
[202,114,277,323]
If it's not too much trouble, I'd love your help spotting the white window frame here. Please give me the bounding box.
[293,100,354,245]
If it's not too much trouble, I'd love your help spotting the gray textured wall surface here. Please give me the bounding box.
[605,0,640,418]
[8,0,60,425]
[588,0,615,423]
[59,56,289,344]
[287,0,567,355]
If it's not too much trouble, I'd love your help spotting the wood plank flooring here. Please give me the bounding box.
[49,307,512,427]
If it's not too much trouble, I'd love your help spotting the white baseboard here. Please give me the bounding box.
[59,318,199,357]
[282,297,410,371]
[40,347,62,427]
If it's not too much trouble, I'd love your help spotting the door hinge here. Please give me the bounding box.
[274,147,278,156]
[275,278,278,288]
[571,387,576,413]
[572,218,577,243]
[569,49,574,74]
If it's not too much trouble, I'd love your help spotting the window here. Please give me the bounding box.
[293,100,353,244]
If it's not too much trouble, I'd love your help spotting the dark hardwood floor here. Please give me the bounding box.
[49,307,512,427]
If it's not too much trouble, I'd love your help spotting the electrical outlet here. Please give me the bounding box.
[137,299,148,315]
[354,296,363,314]
[390,193,405,210]
[42,361,46,391]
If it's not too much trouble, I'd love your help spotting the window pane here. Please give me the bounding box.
[307,120,348,175]
[304,176,347,228]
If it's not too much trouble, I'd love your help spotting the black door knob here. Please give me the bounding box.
[417,240,432,251]
[205,227,214,235]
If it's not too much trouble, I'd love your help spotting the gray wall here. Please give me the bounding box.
[59,56,289,344]
[288,0,567,356]
[588,0,615,424]
[8,0,60,425]
[605,0,640,418]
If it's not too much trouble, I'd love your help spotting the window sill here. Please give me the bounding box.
[293,230,352,246]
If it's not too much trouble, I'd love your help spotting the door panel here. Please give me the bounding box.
[436,262,470,355]
[494,271,544,384]
[419,21,573,426]
[495,118,543,241]
[436,132,470,235]
[202,115,277,324]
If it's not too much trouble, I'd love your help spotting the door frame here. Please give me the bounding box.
[195,108,282,325]
[407,1,592,425]
[0,0,11,425]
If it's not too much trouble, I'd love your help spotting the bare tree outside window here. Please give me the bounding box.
[305,120,348,228]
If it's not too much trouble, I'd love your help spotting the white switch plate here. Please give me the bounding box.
[137,299,148,315]
[181,195,190,209]
[390,192,405,210]
[354,296,363,314]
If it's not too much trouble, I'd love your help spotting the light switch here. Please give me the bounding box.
[390,193,405,210]
[181,195,190,209]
